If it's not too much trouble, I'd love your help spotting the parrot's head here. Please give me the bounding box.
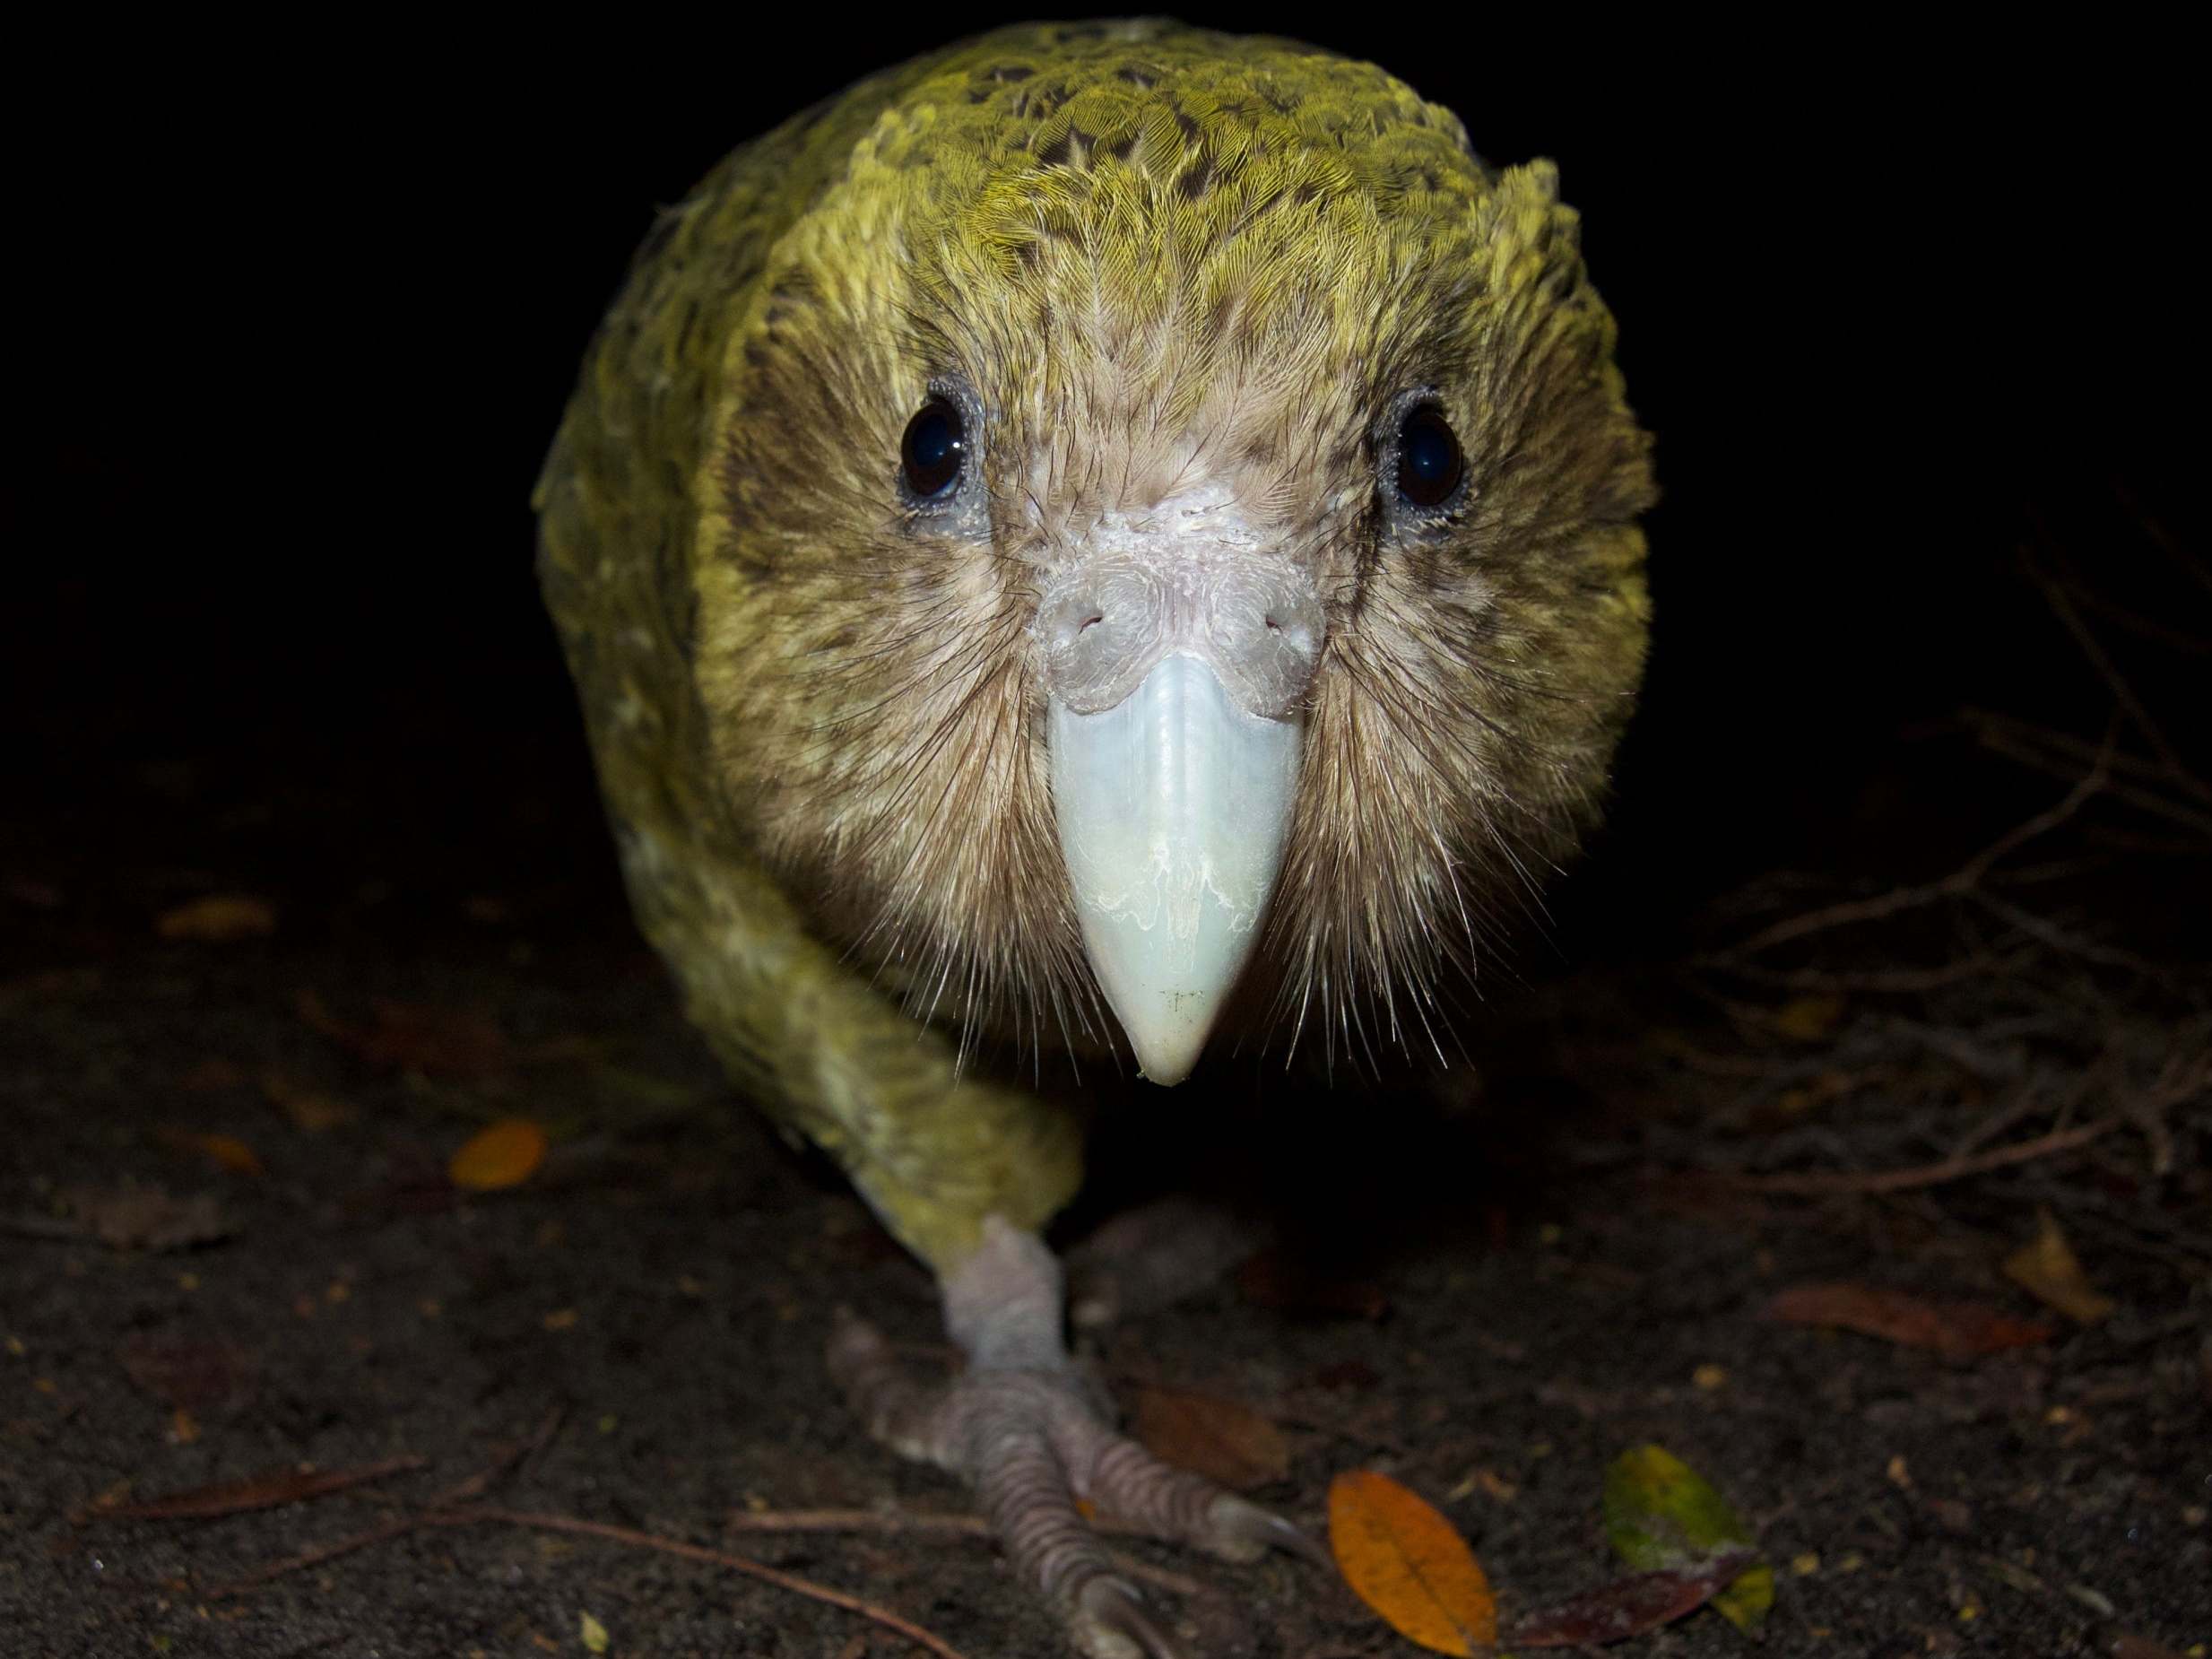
[698,24,1656,1081]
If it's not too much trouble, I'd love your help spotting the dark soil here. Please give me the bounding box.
[4,616,2208,1659]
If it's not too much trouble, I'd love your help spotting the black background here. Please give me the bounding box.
[9,16,2199,949]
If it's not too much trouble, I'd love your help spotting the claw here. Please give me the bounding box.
[1222,1500,1332,1570]
[1078,1577,1189,1659]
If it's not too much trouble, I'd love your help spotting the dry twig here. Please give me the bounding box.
[1720,734,2113,960]
[2030,565,2210,806]
[429,1506,973,1659]
[117,1409,985,1658]
[201,1409,565,1597]
[1706,1116,2120,1197]
[76,1455,425,1524]
[722,1505,1212,1602]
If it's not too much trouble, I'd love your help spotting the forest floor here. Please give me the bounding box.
[4,653,2208,1659]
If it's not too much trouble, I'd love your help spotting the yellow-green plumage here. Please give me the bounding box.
[534,21,1652,1272]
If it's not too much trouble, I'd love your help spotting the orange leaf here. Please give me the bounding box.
[1131,1387,1290,1491]
[448,1119,547,1191]
[1328,1470,1496,1655]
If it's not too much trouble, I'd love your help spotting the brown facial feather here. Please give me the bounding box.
[687,30,1656,1073]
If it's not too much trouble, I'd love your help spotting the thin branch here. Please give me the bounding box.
[2056,578,2212,656]
[1703,1116,2120,1196]
[429,1507,973,1659]
[1723,747,2111,958]
[1962,708,2201,791]
[2112,476,2212,601]
[424,1404,564,1507]
[1964,718,2212,838]
[1694,953,2019,994]
[2032,566,2211,804]
[206,1515,424,1596]
[203,1411,564,1598]
[1968,892,2182,984]
[722,1506,1212,1602]
[80,1455,425,1524]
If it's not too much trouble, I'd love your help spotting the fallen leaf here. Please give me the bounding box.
[260,1070,357,1132]
[579,1610,611,1655]
[117,1333,258,1416]
[1131,1387,1290,1491]
[1603,1445,1772,1637]
[2102,1632,2191,1659]
[1923,1495,1973,1533]
[0,966,103,1012]
[1766,1281,2053,1359]
[589,1064,707,1119]
[2002,1209,2114,1325]
[157,1128,265,1177]
[1238,1250,1389,1320]
[1328,1470,1496,1655]
[156,895,276,942]
[1506,1549,1757,1647]
[301,989,511,1080]
[449,1118,548,1191]
[1770,994,1846,1041]
[59,1185,233,1252]
[179,1058,250,1092]
[5,877,65,908]
[1310,1358,1383,1393]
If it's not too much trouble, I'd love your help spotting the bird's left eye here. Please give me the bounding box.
[901,397,967,499]
[1394,405,1463,508]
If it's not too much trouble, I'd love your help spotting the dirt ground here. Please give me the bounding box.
[4,652,2209,1659]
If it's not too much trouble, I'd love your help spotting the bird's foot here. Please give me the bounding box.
[829,1217,1320,1659]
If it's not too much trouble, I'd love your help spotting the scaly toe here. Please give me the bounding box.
[1210,1495,1332,1569]
[1077,1429,1319,1567]
[1076,1576,1190,1659]
[825,1307,949,1464]
[830,1223,1320,1655]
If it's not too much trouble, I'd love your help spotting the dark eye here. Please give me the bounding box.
[900,397,966,498]
[1394,405,1463,508]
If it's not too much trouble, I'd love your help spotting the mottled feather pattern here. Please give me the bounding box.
[535,21,1653,1263]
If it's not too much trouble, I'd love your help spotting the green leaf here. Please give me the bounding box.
[1603,1445,1773,1637]
[1713,1563,1775,1637]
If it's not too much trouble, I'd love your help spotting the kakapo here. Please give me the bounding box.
[536,20,1653,1656]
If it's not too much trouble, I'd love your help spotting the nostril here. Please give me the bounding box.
[1078,613,1104,634]
[1262,616,1279,631]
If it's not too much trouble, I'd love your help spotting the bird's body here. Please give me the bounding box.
[536,22,1652,1653]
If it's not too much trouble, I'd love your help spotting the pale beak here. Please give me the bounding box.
[1048,653,1301,1083]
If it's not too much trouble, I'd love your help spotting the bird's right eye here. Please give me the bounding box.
[901,397,967,499]
[1394,404,1464,509]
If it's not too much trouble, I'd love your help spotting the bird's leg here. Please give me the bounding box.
[829,1215,1321,1659]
